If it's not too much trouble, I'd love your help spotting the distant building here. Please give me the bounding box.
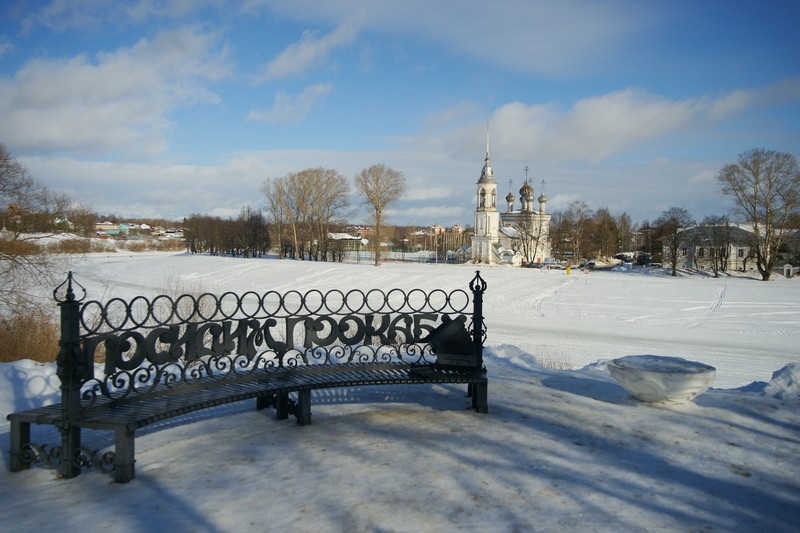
[668,225,755,272]
[94,221,128,236]
[469,135,551,265]
[449,224,465,234]
[346,225,373,237]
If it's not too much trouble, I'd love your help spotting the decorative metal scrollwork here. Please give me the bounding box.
[19,443,115,474]
[78,284,471,334]
[469,270,487,294]
[54,271,87,303]
[64,272,481,404]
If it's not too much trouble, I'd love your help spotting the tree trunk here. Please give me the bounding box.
[374,212,382,266]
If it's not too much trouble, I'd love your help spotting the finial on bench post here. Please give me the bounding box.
[54,272,87,479]
[469,271,489,413]
[469,270,487,371]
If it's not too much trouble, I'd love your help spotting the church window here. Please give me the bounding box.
[479,189,486,208]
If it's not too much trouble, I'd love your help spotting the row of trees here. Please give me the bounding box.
[262,168,350,261]
[262,164,406,265]
[545,149,800,282]
[549,202,635,263]
[183,206,271,257]
[653,149,800,280]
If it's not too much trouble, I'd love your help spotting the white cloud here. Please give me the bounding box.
[22,0,110,32]
[257,22,359,82]
[546,88,699,162]
[402,186,453,201]
[255,0,654,76]
[410,80,800,167]
[247,83,333,124]
[764,77,800,104]
[387,205,469,223]
[689,169,716,184]
[22,156,251,219]
[21,0,227,32]
[547,193,583,210]
[0,27,229,157]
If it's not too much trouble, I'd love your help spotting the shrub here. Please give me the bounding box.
[534,347,573,370]
[0,308,60,363]
[125,241,150,253]
[52,238,91,254]
[90,239,116,253]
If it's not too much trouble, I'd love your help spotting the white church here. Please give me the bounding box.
[470,140,551,265]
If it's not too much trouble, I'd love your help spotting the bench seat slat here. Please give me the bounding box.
[9,364,484,432]
[8,360,487,481]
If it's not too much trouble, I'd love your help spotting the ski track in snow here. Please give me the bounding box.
[531,276,575,317]
[686,284,728,329]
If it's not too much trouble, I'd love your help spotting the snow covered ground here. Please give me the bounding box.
[1,253,798,532]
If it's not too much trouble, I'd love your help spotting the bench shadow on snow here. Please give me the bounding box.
[0,381,473,473]
[539,373,630,404]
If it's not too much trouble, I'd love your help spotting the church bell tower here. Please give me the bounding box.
[472,128,500,263]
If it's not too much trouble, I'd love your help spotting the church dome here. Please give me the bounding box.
[519,181,533,197]
[505,191,515,203]
[538,192,547,203]
[478,154,496,184]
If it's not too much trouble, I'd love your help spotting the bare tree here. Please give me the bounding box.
[354,164,406,266]
[262,168,349,260]
[590,207,617,258]
[511,211,547,263]
[654,207,695,276]
[718,148,800,281]
[562,201,592,261]
[635,220,656,263]
[262,178,291,258]
[547,211,568,260]
[0,143,67,316]
[68,201,98,236]
[308,168,350,260]
[236,206,270,258]
[699,215,732,277]
[615,212,634,254]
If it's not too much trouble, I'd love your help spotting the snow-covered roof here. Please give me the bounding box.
[327,233,361,241]
[499,226,521,238]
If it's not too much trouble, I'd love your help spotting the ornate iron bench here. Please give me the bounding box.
[8,271,488,483]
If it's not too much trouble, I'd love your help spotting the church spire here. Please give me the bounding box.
[478,122,495,184]
[485,121,490,158]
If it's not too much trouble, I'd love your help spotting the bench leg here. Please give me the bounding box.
[60,425,82,480]
[295,390,312,426]
[114,428,136,483]
[9,419,31,472]
[472,381,488,414]
[275,392,290,420]
[256,394,270,411]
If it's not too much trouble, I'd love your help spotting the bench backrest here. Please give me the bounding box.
[53,271,487,410]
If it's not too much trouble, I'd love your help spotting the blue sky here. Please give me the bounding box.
[1,1,799,226]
